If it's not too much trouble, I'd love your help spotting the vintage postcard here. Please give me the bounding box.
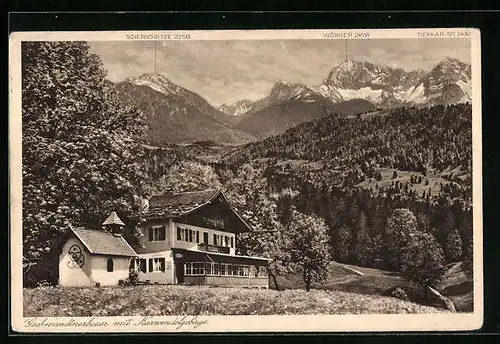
[9,28,483,333]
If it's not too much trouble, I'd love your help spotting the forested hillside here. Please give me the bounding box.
[226,104,471,175]
[223,103,472,201]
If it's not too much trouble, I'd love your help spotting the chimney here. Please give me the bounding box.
[102,211,126,235]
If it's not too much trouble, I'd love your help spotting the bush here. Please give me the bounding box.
[118,269,140,287]
[129,269,139,285]
[390,287,409,301]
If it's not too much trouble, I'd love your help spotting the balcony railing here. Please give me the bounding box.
[197,243,230,254]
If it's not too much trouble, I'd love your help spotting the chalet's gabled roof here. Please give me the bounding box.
[143,189,254,233]
[69,226,138,257]
[145,189,221,218]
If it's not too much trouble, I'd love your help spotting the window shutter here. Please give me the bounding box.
[148,227,154,241]
[160,226,166,241]
[148,259,153,273]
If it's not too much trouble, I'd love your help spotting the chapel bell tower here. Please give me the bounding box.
[102,211,125,234]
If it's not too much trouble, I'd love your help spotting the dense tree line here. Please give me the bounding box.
[288,180,473,271]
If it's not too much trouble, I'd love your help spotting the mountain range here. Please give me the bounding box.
[221,57,471,115]
[110,57,471,145]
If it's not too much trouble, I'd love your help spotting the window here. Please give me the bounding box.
[221,263,232,276]
[177,228,201,243]
[206,262,219,276]
[250,266,260,277]
[107,258,114,272]
[257,266,268,277]
[148,258,165,272]
[233,265,250,277]
[202,217,225,229]
[212,234,225,246]
[149,226,166,241]
[185,262,205,276]
[224,236,230,247]
[154,258,166,272]
[134,258,147,273]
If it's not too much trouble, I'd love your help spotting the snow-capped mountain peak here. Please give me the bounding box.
[316,58,471,107]
[127,73,183,96]
[219,99,255,116]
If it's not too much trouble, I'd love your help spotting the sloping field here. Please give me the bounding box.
[274,263,410,295]
[437,262,474,312]
[23,284,445,317]
[357,167,454,197]
[273,261,473,312]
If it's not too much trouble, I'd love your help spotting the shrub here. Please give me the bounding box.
[118,270,140,287]
[129,269,139,285]
[390,287,409,301]
[385,208,418,270]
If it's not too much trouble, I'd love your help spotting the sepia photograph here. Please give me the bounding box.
[10,28,482,332]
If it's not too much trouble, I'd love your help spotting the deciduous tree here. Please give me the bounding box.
[289,211,331,291]
[22,41,147,260]
[400,231,446,289]
[385,208,418,270]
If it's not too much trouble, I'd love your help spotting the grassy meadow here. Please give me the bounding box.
[23,284,445,317]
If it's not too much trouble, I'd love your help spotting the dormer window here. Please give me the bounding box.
[148,226,166,241]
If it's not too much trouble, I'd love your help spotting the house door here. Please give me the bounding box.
[175,262,184,284]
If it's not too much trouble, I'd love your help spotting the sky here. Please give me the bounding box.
[89,38,471,107]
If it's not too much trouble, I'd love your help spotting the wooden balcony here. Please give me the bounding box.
[197,243,230,254]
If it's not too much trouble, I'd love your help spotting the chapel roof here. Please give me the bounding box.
[69,226,138,257]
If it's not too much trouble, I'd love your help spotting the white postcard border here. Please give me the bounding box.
[9,28,483,333]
